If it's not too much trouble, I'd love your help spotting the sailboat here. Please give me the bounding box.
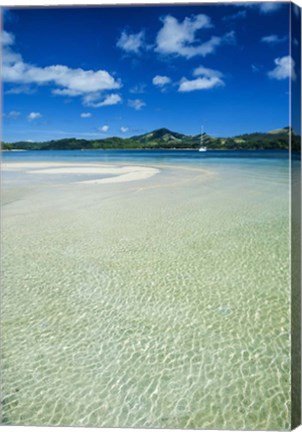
[199,125,207,152]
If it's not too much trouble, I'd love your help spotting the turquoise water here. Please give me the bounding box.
[1,150,292,429]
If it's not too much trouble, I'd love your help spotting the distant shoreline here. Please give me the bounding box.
[2,126,300,152]
[2,148,294,152]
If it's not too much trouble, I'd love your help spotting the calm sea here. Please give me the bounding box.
[1,148,298,429]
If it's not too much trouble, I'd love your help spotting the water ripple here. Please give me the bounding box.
[1,160,290,429]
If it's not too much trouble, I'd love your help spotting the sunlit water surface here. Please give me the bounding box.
[1,150,292,429]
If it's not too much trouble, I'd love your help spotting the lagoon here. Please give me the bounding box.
[1,150,292,429]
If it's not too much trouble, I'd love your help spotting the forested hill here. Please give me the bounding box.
[2,127,300,151]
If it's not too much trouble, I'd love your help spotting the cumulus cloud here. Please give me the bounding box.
[2,31,121,106]
[117,30,145,53]
[99,125,110,133]
[261,34,287,44]
[268,55,296,80]
[83,93,122,108]
[179,76,224,92]
[179,65,224,92]
[120,126,129,133]
[4,63,120,94]
[155,14,234,58]
[80,112,92,118]
[98,94,122,106]
[27,112,42,121]
[128,99,146,110]
[152,75,171,87]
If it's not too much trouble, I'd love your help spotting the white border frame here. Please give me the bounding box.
[1,1,301,432]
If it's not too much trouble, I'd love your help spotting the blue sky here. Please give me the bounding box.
[1,2,300,142]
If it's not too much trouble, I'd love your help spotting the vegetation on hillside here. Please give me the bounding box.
[2,127,300,151]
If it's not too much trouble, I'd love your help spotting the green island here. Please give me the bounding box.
[2,126,300,151]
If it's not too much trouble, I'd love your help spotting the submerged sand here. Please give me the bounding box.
[1,156,291,430]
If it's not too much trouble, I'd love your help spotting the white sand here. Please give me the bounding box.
[79,168,160,184]
[3,162,160,184]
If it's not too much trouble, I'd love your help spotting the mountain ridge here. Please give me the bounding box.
[2,126,300,151]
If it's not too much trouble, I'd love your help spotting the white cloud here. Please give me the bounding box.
[117,30,145,53]
[99,125,110,133]
[179,76,224,92]
[4,63,121,94]
[179,65,224,92]
[155,15,234,58]
[152,75,171,87]
[4,110,21,119]
[28,112,42,121]
[83,93,122,108]
[82,92,102,106]
[155,14,210,57]
[1,30,15,47]
[120,126,129,133]
[268,55,296,81]
[261,34,287,44]
[2,31,121,105]
[1,31,22,64]
[80,112,92,118]
[128,99,146,110]
[193,65,223,78]
[98,94,122,106]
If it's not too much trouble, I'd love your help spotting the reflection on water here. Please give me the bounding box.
[1,151,291,429]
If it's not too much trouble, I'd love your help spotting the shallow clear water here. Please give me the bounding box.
[1,150,292,429]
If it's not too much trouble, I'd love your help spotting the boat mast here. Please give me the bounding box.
[201,125,204,147]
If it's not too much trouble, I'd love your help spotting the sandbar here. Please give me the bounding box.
[3,162,160,184]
